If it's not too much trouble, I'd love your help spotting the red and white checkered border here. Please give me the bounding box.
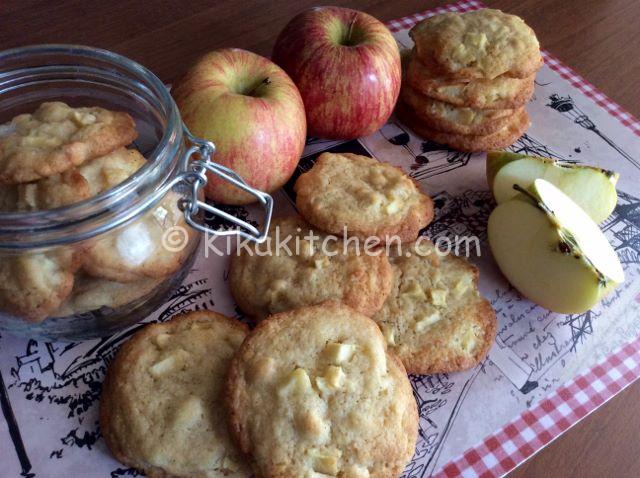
[386,0,640,138]
[386,1,640,475]
[540,51,640,136]
[434,336,640,477]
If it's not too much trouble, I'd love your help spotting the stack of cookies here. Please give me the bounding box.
[397,8,542,152]
[0,101,195,323]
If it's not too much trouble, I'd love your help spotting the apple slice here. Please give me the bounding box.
[486,151,619,223]
[488,179,624,314]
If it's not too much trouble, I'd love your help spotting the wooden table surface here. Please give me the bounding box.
[2,0,638,476]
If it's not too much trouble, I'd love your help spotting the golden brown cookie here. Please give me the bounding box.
[51,274,164,316]
[100,310,250,478]
[0,249,79,322]
[401,84,518,135]
[83,191,196,282]
[410,9,542,80]
[225,301,418,478]
[0,169,91,212]
[294,152,434,243]
[0,148,145,212]
[74,149,193,283]
[23,170,91,210]
[373,240,496,374]
[397,101,530,152]
[228,215,394,321]
[0,102,138,184]
[77,147,147,196]
[405,56,535,109]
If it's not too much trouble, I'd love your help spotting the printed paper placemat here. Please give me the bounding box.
[1,1,639,477]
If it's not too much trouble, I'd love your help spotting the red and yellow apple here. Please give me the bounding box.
[173,48,306,205]
[272,6,401,140]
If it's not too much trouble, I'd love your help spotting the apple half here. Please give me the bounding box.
[488,178,624,314]
[486,151,619,223]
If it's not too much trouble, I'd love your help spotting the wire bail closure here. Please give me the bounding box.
[176,127,273,243]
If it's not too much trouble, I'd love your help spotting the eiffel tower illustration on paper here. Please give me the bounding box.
[547,94,640,170]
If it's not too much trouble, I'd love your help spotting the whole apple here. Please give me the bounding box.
[272,6,401,140]
[173,48,306,205]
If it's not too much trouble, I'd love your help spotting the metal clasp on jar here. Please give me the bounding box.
[171,127,273,242]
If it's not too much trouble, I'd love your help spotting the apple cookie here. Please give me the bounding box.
[401,85,519,136]
[0,249,79,322]
[0,148,144,212]
[397,102,530,152]
[0,101,138,184]
[294,152,434,243]
[0,169,91,212]
[76,147,147,195]
[74,149,194,282]
[83,190,195,282]
[405,57,535,109]
[100,310,250,478]
[228,215,394,320]
[373,240,496,374]
[409,9,542,80]
[225,301,418,478]
[51,274,164,317]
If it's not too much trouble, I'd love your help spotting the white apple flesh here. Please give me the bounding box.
[488,179,624,314]
[486,151,619,223]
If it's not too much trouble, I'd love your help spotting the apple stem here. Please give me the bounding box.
[247,77,271,96]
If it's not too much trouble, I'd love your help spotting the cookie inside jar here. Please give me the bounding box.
[0,100,198,335]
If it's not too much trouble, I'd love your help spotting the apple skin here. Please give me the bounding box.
[486,151,619,223]
[486,151,529,188]
[272,6,401,140]
[173,48,307,205]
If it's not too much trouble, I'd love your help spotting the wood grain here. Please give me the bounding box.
[1,1,638,476]
[1,0,638,118]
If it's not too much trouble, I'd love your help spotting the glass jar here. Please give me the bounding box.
[0,45,273,341]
